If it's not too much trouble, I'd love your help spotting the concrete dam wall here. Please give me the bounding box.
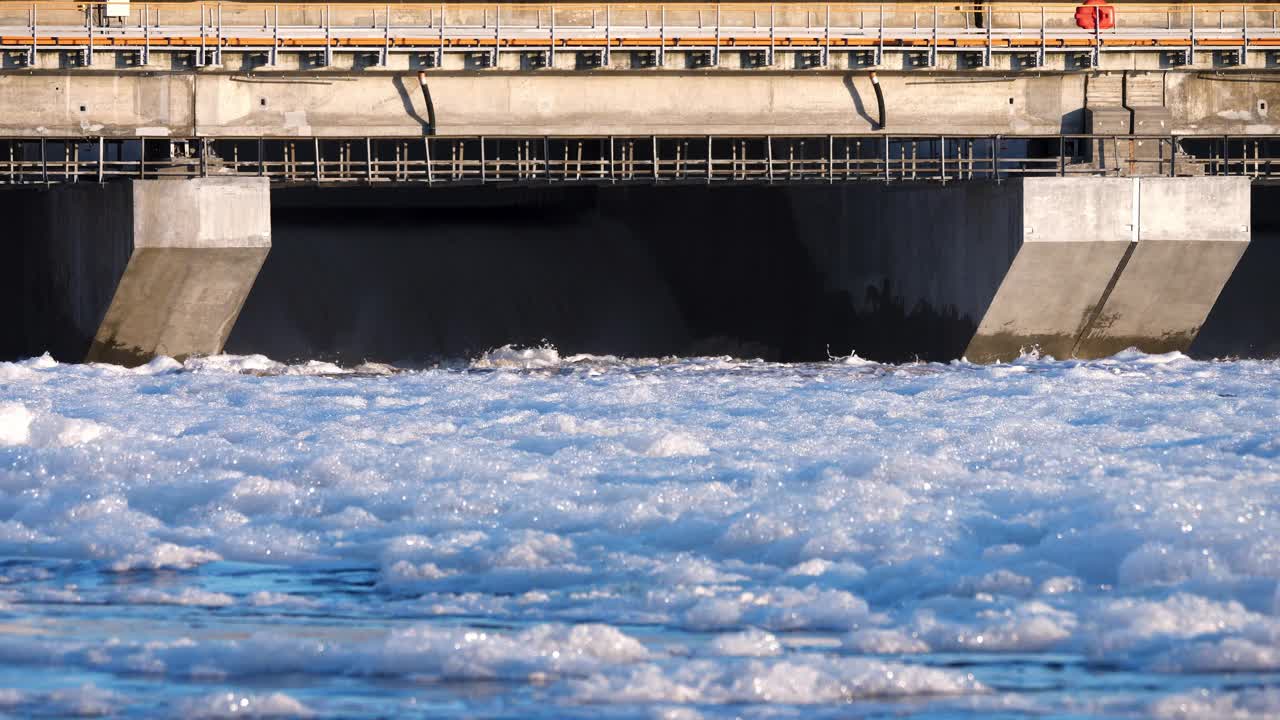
[1,178,1272,365]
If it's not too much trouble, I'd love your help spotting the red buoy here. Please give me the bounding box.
[1076,0,1116,31]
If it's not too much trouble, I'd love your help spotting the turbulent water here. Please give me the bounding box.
[1,348,1279,718]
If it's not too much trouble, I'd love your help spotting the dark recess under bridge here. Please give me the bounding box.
[4,133,1280,186]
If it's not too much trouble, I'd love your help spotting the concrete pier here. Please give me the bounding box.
[793,176,1250,363]
[7,178,270,366]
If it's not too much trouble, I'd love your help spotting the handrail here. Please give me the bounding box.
[4,0,1278,71]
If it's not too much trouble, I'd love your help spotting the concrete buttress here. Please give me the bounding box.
[12,178,270,366]
[967,177,1249,362]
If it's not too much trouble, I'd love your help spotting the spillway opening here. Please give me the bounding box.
[227,184,946,364]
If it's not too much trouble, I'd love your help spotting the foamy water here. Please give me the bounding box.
[1,348,1279,717]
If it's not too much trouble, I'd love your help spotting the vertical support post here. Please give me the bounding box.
[714,4,720,67]
[930,4,937,67]
[1093,4,1101,68]
[877,4,884,66]
[1059,135,1066,176]
[270,3,279,66]
[425,137,434,184]
[1242,3,1249,66]
[608,136,615,183]
[40,137,47,186]
[313,137,321,182]
[216,1,223,66]
[28,3,36,67]
[939,135,946,183]
[706,135,712,184]
[382,3,391,66]
[992,134,1000,181]
[364,137,373,182]
[480,135,486,184]
[883,134,890,182]
[439,2,445,67]
[1189,3,1196,66]
[660,5,666,67]
[1039,5,1046,67]
[828,135,834,182]
[97,136,104,183]
[550,3,556,67]
[198,3,206,66]
[824,3,831,67]
[768,3,775,66]
[767,135,774,183]
[140,138,147,179]
[604,4,611,66]
[985,3,993,67]
[142,2,151,66]
[259,137,266,177]
[323,4,332,67]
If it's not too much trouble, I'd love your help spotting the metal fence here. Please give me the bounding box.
[2,134,1279,186]
[4,2,1280,69]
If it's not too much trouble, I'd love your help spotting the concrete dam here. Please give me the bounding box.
[2,0,1280,365]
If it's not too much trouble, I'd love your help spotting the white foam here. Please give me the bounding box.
[1,350,1279,713]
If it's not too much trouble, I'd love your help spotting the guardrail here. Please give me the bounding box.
[2,134,1278,186]
[2,2,1280,68]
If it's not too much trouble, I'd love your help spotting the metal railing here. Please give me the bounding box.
[2,134,1279,186]
[3,2,1280,69]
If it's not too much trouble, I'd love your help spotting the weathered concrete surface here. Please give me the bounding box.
[5,178,269,366]
[965,177,1135,363]
[0,71,1086,137]
[1074,177,1250,358]
[0,69,1277,138]
[970,177,1249,362]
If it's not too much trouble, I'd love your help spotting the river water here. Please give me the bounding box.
[1,348,1278,718]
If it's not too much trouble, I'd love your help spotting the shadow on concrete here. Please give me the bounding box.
[1192,184,1280,358]
[842,74,879,130]
[392,74,433,135]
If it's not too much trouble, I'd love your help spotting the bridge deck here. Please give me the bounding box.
[3,133,1278,186]
[3,1,1280,68]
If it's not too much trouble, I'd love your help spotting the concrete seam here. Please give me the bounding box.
[1132,177,1140,243]
[1070,240,1138,359]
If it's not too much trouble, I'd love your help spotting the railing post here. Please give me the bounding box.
[40,137,47,186]
[714,4,720,66]
[28,3,36,68]
[382,3,391,67]
[939,135,946,183]
[767,135,775,183]
[660,4,667,67]
[1242,2,1249,66]
[991,134,1000,182]
[260,137,267,177]
[883,134,890,182]
[97,136,104,183]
